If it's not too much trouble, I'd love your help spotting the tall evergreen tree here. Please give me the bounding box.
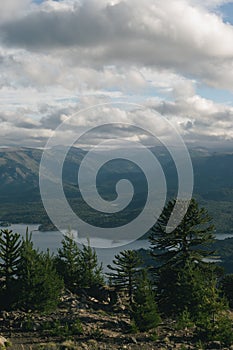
[150,198,215,269]
[131,270,161,331]
[107,250,141,305]
[150,199,220,317]
[79,240,104,288]
[0,229,21,308]
[56,231,81,292]
[17,231,63,312]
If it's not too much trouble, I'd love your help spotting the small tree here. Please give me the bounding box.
[79,240,104,288]
[17,231,63,312]
[0,229,21,308]
[56,231,81,292]
[131,270,161,332]
[107,250,141,305]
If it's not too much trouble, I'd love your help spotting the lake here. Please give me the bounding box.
[3,224,233,272]
[5,224,151,272]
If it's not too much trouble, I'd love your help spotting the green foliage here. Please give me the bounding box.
[195,340,205,350]
[177,263,224,318]
[150,199,222,318]
[56,231,81,292]
[131,270,161,332]
[0,229,21,308]
[46,319,83,339]
[219,274,233,308]
[71,319,84,336]
[79,240,104,288]
[196,313,233,346]
[156,259,226,319]
[17,230,63,312]
[107,250,142,305]
[176,308,194,330]
[130,321,139,334]
[150,332,159,341]
[56,234,104,291]
[150,198,215,269]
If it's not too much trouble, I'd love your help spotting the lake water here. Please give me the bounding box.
[5,224,151,272]
[3,224,233,272]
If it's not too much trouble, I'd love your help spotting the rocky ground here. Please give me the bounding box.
[0,292,232,350]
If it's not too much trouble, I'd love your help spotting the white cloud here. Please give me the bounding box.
[1,0,233,91]
[0,0,32,23]
[0,0,233,148]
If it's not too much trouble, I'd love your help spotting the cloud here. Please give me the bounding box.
[0,95,232,149]
[148,92,233,147]
[0,0,32,23]
[1,0,233,91]
[191,0,233,9]
[0,0,233,149]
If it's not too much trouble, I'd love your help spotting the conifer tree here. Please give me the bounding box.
[150,198,215,269]
[150,199,228,323]
[17,230,63,312]
[56,231,81,292]
[0,229,21,308]
[131,270,161,331]
[79,240,104,288]
[107,250,141,305]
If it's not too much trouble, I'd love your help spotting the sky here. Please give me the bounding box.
[1,0,233,149]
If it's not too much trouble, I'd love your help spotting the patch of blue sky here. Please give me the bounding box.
[217,2,233,25]
[112,90,172,107]
[197,84,233,105]
[109,95,148,106]
[145,85,172,100]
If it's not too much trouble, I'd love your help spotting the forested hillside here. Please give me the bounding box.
[0,147,232,233]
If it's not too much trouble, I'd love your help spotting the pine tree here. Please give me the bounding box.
[17,230,63,312]
[150,199,220,317]
[150,198,215,269]
[79,240,104,289]
[56,231,81,292]
[0,229,21,308]
[131,270,161,332]
[107,250,141,305]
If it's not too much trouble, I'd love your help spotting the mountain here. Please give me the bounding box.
[0,146,232,233]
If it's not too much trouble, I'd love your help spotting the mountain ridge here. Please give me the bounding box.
[0,146,232,233]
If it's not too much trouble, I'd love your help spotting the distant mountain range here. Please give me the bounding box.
[0,146,232,234]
